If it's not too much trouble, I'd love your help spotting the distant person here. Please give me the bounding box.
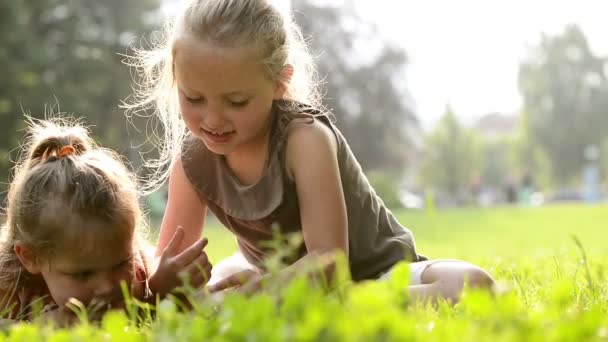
[582,145,600,202]
[469,172,482,206]
[0,118,211,324]
[126,0,494,303]
[518,171,535,205]
[504,176,517,204]
[582,162,600,202]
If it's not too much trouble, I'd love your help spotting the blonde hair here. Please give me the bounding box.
[0,117,150,291]
[123,0,322,192]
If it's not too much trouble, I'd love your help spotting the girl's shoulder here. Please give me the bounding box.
[135,244,155,281]
[280,110,340,181]
[275,100,339,146]
[0,287,18,317]
[0,277,51,319]
[284,116,337,153]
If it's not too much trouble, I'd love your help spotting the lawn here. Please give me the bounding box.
[2,204,607,341]
[201,203,608,262]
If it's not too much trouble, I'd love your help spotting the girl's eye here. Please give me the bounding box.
[181,91,203,104]
[185,96,202,104]
[229,99,249,108]
[71,271,93,281]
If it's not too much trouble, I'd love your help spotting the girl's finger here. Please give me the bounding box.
[183,254,211,279]
[161,226,185,259]
[187,266,213,288]
[207,270,251,292]
[173,238,209,268]
[207,274,240,292]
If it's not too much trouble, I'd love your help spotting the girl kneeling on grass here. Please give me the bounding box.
[0,118,211,324]
[128,0,495,303]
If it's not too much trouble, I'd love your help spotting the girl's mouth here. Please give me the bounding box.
[202,128,235,144]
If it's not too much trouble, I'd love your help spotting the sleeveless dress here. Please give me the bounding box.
[181,100,426,281]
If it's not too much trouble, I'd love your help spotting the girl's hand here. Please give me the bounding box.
[207,269,263,294]
[149,227,212,298]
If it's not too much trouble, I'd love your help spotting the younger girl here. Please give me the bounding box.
[0,118,211,324]
[127,0,495,302]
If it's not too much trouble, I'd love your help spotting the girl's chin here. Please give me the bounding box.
[201,139,235,155]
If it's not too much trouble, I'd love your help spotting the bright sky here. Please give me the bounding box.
[353,0,608,130]
[166,0,608,130]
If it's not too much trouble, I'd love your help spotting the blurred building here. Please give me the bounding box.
[474,112,519,141]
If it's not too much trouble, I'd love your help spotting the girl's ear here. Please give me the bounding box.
[14,242,41,274]
[273,64,294,99]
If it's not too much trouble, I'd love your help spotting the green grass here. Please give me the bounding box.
[402,204,607,259]
[202,204,608,262]
[2,204,607,341]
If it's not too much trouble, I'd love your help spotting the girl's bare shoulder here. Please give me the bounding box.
[284,117,338,180]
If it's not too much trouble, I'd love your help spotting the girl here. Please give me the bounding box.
[0,118,211,324]
[127,0,494,302]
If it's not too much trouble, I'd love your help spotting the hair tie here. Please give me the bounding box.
[58,145,76,158]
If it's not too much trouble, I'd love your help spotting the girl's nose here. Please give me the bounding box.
[93,275,117,298]
[202,106,225,129]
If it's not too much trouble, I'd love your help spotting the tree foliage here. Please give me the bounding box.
[293,0,419,172]
[420,106,481,199]
[518,25,608,184]
[0,0,159,193]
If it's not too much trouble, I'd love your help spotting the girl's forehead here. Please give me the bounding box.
[173,37,266,85]
[174,34,257,61]
[51,234,133,270]
[55,216,134,260]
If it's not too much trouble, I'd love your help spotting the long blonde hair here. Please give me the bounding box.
[0,117,150,291]
[123,0,322,192]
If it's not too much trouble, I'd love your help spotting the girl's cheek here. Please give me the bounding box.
[180,106,198,121]
[178,98,191,113]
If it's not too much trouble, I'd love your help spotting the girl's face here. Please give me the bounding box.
[173,37,287,156]
[24,219,137,311]
[40,241,135,312]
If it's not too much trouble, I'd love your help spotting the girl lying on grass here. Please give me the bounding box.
[0,118,212,325]
[128,0,495,303]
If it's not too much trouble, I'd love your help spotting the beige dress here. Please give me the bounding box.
[181,100,426,281]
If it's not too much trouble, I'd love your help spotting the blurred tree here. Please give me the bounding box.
[480,140,511,188]
[420,106,481,202]
[0,0,159,192]
[518,25,608,185]
[293,0,419,172]
[508,110,552,189]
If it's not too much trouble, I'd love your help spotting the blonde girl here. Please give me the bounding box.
[126,0,495,302]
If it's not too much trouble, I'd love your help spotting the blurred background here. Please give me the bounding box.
[1,0,607,224]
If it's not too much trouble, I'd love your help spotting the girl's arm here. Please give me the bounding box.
[149,157,210,296]
[286,119,348,259]
[157,157,208,255]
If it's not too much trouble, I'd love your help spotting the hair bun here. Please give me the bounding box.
[25,119,93,167]
[58,145,76,158]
